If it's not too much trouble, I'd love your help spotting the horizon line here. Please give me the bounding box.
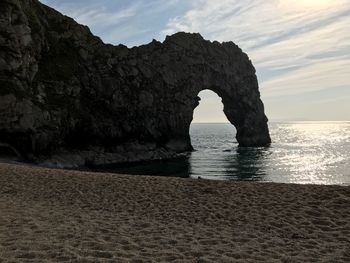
[192,120,350,124]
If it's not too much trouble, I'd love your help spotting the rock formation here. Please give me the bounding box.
[0,0,271,167]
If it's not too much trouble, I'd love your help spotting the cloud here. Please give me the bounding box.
[39,0,350,120]
[160,0,350,100]
[40,0,191,47]
[262,59,350,97]
[65,4,139,28]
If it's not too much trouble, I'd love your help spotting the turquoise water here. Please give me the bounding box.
[109,122,350,185]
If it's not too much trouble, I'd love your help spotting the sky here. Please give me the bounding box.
[40,0,350,122]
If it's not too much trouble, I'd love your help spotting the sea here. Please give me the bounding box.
[108,122,350,185]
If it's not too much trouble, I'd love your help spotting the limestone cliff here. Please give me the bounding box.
[0,0,271,167]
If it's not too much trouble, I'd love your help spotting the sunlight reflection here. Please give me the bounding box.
[109,122,350,185]
[269,122,350,184]
[188,122,350,184]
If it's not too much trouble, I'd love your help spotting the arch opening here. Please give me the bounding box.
[192,90,229,124]
[189,90,237,151]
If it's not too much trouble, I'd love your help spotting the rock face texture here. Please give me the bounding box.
[0,0,271,167]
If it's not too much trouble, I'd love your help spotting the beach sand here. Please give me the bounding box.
[0,162,349,262]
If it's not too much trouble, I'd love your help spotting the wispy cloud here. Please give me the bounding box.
[262,59,350,97]
[41,0,191,47]
[66,4,139,28]
[160,0,350,100]
[39,0,350,120]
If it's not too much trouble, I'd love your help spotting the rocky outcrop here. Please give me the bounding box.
[0,0,271,167]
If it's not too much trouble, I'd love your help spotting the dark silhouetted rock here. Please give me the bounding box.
[0,0,271,167]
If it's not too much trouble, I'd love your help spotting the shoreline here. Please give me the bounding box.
[2,158,349,187]
[0,162,349,262]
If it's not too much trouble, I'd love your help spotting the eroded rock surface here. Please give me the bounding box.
[0,0,271,167]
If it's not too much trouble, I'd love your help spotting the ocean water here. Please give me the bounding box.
[109,122,350,185]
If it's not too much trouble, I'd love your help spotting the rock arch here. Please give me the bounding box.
[0,142,22,160]
[149,33,271,151]
[0,0,271,166]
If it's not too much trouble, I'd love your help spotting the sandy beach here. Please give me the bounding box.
[0,162,349,262]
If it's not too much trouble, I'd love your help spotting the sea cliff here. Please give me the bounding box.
[0,0,270,167]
